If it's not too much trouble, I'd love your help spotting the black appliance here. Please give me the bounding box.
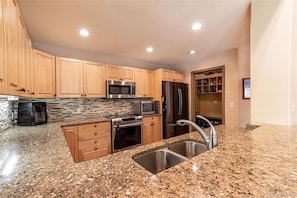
[162,81,189,139]
[17,102,48,126]
[111,115,143,152]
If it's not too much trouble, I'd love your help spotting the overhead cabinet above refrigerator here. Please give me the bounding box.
[162,81,189,139]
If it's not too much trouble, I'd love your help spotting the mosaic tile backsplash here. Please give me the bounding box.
[0,101,13,132]
[1,97,147,132]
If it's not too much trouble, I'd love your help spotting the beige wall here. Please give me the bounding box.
[292,0,297,125]
[251,0,295,125]
[238,46,251,127]
[184,48,240,127]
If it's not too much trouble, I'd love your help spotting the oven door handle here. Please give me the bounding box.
[113,122,143,128]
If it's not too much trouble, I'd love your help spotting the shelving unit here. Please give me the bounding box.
[194,68,224,127]
[196,73,222,94]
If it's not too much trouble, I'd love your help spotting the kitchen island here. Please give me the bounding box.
[0,121,297,197]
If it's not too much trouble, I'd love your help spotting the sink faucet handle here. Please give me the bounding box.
[170,123,178,127]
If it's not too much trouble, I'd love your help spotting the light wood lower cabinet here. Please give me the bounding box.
[143,115,161,144]
[62,122,111,163]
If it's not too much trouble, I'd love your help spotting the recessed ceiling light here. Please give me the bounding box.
[146,47,154,53]
[79,29,89,37]
[192,22,202,31]
[189,50,196,55]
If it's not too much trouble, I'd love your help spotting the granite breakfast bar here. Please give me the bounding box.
[0,119,297,197]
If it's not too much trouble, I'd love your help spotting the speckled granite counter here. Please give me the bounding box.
[60,116,110,127]
[0,122,297,197]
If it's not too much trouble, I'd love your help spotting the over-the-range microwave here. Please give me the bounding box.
[106,80,136,98]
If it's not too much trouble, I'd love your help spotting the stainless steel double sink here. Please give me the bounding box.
[133,140,207,174]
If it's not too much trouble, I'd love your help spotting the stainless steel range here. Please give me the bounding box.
[111,115,143,153]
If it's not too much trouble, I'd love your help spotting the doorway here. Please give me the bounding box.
[191,66,225,127]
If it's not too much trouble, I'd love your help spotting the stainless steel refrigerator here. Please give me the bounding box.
[162,81,189,139]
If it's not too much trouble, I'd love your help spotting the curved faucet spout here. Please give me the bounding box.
[176,115,218,150]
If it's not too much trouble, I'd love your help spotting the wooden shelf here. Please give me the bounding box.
[196,73,222,94]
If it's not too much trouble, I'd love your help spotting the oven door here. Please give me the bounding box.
[112,122,142,152]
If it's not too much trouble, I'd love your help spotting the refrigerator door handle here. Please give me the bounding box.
[178,88,183,116]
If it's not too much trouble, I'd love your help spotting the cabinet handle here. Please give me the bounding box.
[81,94,84,96]
[94,132,98,136]
[19,88,26,92]
[94,147,98,150]
[0,78,3,82]
[94,125,97,128]
[10,83,18,87]
[94,140,97,144]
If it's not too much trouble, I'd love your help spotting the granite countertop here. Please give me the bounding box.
[60,116,110,127]
[0,122,297,197]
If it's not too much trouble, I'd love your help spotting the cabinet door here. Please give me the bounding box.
[151,118,161,142]
[5,0,19,95]
[173,71,184,82]
[145,70,153,97]
[62,126,79,163]
[106,64,121,81]
[121,66,134,82]
[56,57,83,98]
[84,61,106,98]
[142,121,152,145]
[33,49,56,98]
[161,69,173,81]
[18,17,30,96]
[0,0,5,94]
[134,68,145,97]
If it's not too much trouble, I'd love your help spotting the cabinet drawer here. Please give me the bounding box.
[79,144,111,162]
[78,122,110,141]
[143,116,160,123]
[78,122,110,133]
[78,129,110,141]
[79,136,111,150]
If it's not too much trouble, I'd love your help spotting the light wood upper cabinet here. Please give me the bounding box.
[161,69,184,82]
[33,49,56,98]
[0,0,6,94]
[106,64,134,82]
[135,68,153,98]
[84,61,106,98]
[173,70,185,82]
[56,57,106,98]
[56,57,84,98]
[18,16,33,97]
[4,0,19,95]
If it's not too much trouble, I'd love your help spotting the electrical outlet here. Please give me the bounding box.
[77,108,81,113]
[230,102,234,108]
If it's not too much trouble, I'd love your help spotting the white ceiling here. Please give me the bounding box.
[17,0,251,70]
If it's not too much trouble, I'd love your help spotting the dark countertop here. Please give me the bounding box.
[0,122,297,197]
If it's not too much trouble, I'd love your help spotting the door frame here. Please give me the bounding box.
[190,65,225,124]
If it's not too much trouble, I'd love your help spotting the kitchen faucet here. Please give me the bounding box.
[176,115,218,150]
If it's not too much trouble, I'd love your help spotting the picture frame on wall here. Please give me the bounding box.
[243,78,250,99]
